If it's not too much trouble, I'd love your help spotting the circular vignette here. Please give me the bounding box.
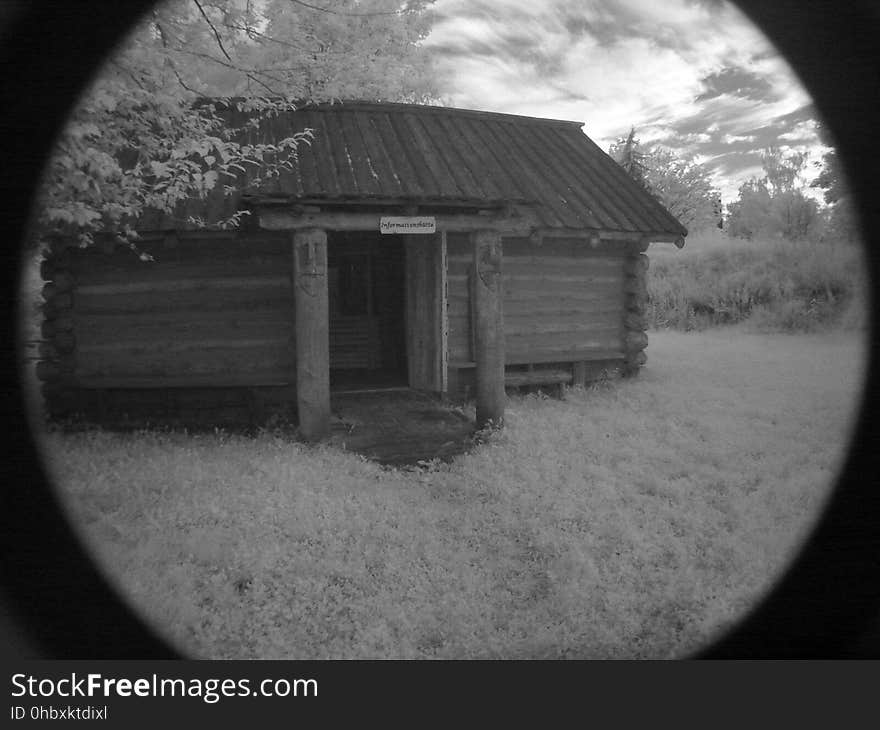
[0,0,179,658]
[0,0,878,659]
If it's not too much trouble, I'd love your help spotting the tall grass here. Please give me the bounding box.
[647,231,869,332]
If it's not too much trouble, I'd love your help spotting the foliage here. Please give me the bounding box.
[725,147,821,241]
[610,128,720,233]
[646,230,867,332]
[608,127,650,189]
[39,329,862,658]
[810,149,861,244]
[644,148,720,233]
[32,0,440,251]
[256,0,439,102]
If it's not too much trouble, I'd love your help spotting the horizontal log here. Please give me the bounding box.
[41,283,58,301]
[624,311,647,330]
[78,336,291,355]
[75,341,294,379]
[504,330,622,353]
[511,348,627,365]
[76,275,290,296]
[448,321,625,353]
[43,293,72,314]
[530,228,675,244]
[447,273,623,288]
[53,331,76,353]
[505,369,573,387]
[625,292,648,311]
[625,331,649,352]
[500,300,624,318]
[71,254,289,286]
[55,271,76,292]
[72,286,292,314]
[505,318,622,336]
[627,239,651,254]
[624,350,647,367]
[73,309,293,347]
[40,383,74,402]
[39,259,54,281]
[623,277,648,296]
[449,308,623,327]
[454,313,624,336]
[258,208,540,235]
[453,287,625,307]
[41,315,74,338]
[41,248,73,272]
[450,351,626,369]
[35,359,74,381]
[446,254,626,271]
[73,372,295,389]
[38,343,57,359]
[624,254,649,276]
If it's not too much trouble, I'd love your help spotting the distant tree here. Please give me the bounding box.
[726,178,773,240]
[609,127,650,189]
[726,147,820,241]
[811,149,861,243]
[31,0,440,253]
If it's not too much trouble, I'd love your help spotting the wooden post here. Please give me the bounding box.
[437,231,448,394]
[293,228,330,441]
[471,229,505,428]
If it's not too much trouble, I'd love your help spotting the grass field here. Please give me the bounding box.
[35,327,867,659]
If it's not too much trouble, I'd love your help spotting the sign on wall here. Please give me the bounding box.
[379,216,436,234]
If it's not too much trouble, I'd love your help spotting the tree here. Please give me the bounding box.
[644,148,720,232]
[608,127,650,189]
[609,128,720,232]
[32,0,440,252]
[811,149,861,243]
[726,147,820,241]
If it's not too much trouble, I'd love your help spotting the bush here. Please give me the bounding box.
[647,232,867,332]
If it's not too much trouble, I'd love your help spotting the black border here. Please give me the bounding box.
[1,0,878,660]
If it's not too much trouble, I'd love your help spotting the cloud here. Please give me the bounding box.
[424,0,826,205]
[696,67,775,102]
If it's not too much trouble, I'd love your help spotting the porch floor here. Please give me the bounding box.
[328,390,476,467]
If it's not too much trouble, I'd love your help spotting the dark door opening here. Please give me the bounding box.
[328,232,407,391]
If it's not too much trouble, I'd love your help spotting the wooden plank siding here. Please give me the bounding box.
[446,234,627,373]
[66,232,295,386]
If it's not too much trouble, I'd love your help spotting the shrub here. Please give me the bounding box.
[647,233,867,332]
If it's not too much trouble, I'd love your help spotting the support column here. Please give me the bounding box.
[471,229,505,428]
[293,228,330,441]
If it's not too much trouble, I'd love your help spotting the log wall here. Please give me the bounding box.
[446,234,632,394]
[36,228,653,421]
[37,232,295,423]
[621,240,650,376]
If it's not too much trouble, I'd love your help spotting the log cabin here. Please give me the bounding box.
[37,102,687,437]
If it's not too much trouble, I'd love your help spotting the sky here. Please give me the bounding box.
[422,0,829,205]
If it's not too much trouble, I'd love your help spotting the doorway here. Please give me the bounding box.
[327,232,407,391]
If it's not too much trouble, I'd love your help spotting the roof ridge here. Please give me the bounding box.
[309,101,586,128]
[208,96,585,128]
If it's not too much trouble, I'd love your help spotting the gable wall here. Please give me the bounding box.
[446,235,628,372]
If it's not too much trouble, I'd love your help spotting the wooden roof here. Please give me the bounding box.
[141,101,687,238]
